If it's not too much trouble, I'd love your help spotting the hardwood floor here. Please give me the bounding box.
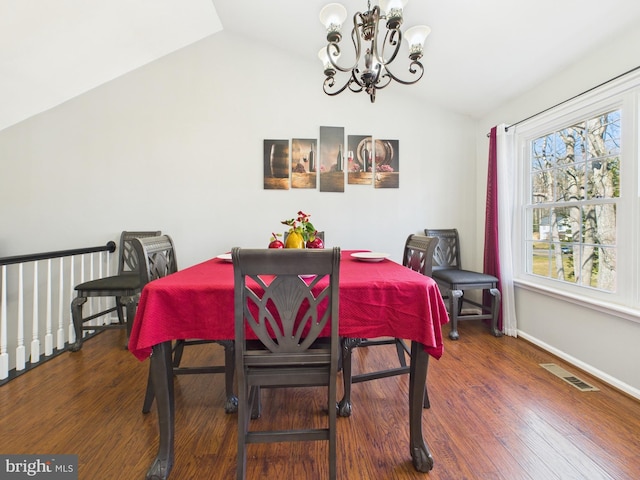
[1,320,639,479]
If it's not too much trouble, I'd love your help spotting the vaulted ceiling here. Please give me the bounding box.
[2,0,640,131]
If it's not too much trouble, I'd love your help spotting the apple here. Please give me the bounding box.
[306,234,324,249]
[268,233,284,249]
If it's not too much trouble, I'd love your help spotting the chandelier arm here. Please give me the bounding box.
[380,60,425,86]
[350,68,366,89]
[326,12,364,74]
[368,7,385,66]
[323,75,358,96]
[375,71,393,90]
[377,29,402,66]
[325,44,347,73]
[348,81,364,93]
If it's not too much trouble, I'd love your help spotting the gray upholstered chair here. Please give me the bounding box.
[138,235,236,414]
[232,247,341,480]
[424,228,502,340]
[70,230,161,351]
[338,234,437,417]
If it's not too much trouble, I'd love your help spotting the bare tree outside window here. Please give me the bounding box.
[527,109,620,292]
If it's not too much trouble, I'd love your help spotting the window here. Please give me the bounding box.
[526,110,620,292]
[515,70,640,311]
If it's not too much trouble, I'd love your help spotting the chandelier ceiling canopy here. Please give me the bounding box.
[318,0,431,103]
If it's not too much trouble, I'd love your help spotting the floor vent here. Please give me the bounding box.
[539,363,599,392]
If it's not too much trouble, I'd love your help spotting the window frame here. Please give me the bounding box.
[512,70,640,320]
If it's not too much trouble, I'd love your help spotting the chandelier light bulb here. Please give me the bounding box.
[380,0,408,28]
[320,3,348,42]
[380,0,409,12]
[318,47,340,76]
[404,25,431,60]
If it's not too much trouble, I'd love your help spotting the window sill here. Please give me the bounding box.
[514,278,640,325]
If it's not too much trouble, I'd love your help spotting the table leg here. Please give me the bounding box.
[145,342,175,480]
[338,337,364,417]
[409,342,434,472]
[217,340,238,413]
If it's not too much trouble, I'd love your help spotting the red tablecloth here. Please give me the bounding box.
[129,250,448,362]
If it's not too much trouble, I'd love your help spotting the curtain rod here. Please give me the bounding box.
[485,64,640,137]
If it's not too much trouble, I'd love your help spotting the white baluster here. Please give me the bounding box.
[88,254,95,330]
[1,265,9,380]
[16,264,25,371]
[45,259,53,356]
[31,262,40,364]
[57,257,65,350]
[68,256,75,344]
[84,254,92,336]
[98,251,105,326]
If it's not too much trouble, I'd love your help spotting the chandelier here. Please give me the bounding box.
[318,0,431,103]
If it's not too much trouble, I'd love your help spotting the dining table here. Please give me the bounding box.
[128,249,449,480]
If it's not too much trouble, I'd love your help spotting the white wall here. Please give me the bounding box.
[0,30,477,269]
[477,25,640,396]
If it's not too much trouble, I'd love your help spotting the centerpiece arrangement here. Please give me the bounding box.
[268,210,324,249]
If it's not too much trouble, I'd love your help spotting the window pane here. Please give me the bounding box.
[532,207,550,240]
[579,246,616,291]
[603,111,621,156]
[531,134,555,170]
[555,163,585,201]
[530,240,577,283]
[530,240,551,277]
[531,171,552,203]
[580,204,616,246]
[587,111,621,159]
[561,123,586,162]
[553,206,580,243]
[556,124,585,163]
[586,157,619,199]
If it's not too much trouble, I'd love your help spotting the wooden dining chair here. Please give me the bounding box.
[338,234,437,416]
[70,230,161,351]
[138,236,237,414]
[232,247,341,480]
[425,228,502,340]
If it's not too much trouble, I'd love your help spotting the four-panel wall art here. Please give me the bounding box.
[263,126,399,191]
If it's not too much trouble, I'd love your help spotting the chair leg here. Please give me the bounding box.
[69,295,87,352]
[143,340,237,415]
[489,287,503,337]
[237,384,249,480]
[115,296,126,325]
[249,386,261,419]
[448,289,463,340]
[328,375,337,480]
[394,339,408,367]
[172,340,186,368]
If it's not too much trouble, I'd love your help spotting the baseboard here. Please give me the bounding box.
[517,330,640,402]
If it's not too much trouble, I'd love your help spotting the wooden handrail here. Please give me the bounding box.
[0,241,116,266]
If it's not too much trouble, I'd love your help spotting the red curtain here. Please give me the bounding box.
[484,126,502,330]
